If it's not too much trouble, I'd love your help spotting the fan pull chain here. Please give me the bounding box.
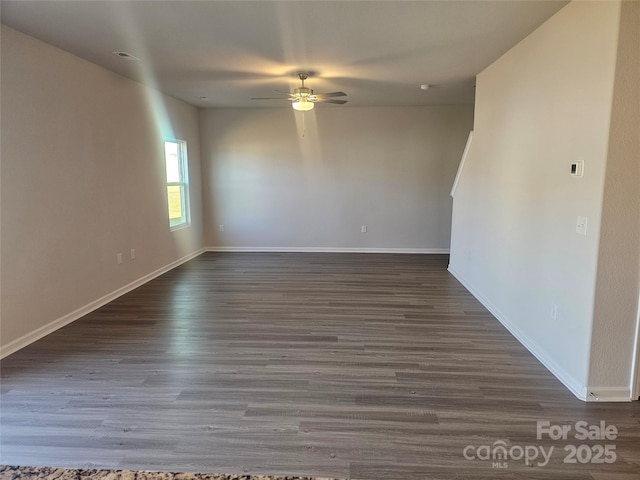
[302,112,306,138]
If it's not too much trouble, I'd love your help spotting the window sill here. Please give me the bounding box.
[170,222,191,232]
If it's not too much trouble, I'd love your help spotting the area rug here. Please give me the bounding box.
[0,466,341,480]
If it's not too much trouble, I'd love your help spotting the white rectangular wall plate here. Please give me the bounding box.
[570,160,584,177]
[576,216,588,235]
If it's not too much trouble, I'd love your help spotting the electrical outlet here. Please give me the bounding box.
[576,216,588,235]
[361,225,367,233]
[116,253,122,265]
[130,249,136,259]
[219,224,225,232]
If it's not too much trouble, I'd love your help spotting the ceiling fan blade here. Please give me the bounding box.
[315,91,347,97]
[315,98,348,104]
[251,97,291,100]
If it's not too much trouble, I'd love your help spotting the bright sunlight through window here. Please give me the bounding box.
[164,139,190,230]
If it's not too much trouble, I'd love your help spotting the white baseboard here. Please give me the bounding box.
[585,387,632,402]
[448,265,591,402]
[0,248,206,359]
[206,246,449,254]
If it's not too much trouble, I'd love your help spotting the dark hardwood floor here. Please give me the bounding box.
[1,253,639,479]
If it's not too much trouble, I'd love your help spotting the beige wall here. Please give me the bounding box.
[200,106,473,251]
[449,1,624,399]
[589,0,640,390]
[1,26,204,351]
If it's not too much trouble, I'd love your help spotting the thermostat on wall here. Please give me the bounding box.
[570,160,584,177]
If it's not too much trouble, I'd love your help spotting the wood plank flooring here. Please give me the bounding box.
[1,253,639,479]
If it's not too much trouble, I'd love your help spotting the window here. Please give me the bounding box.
[164,139,190,230]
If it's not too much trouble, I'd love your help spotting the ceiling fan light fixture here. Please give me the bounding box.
[252,71,345,109]
[292,99,314,111]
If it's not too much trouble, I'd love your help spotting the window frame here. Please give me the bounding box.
[164,138,191,231]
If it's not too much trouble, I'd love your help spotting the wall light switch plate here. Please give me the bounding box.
[576,216,588,235]
[361,225,367,233]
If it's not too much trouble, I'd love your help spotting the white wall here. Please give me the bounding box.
[589,0,640,392]
[449,1,624,399]
[1,26,204,353]
[200,106,473,251]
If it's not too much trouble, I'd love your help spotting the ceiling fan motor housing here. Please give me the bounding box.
[294,87,312,97]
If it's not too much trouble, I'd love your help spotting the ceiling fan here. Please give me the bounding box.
[251,73,347,111]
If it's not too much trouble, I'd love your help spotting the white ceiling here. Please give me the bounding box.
[1,0,568,108]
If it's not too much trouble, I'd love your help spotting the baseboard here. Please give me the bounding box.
[206,246,450,254]
[585,387,632,402]
[448,265,590,402]
[0,248,206,359]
